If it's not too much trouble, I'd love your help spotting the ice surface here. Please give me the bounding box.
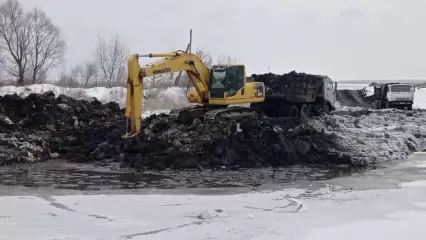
[2,154,426,239]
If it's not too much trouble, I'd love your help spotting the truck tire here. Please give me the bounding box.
[374,100,381,109]
[407,104,413,110]
[299,104,310,119]
[291,105,299,119]
[323,103,331,115]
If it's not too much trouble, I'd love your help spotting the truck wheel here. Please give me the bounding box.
[299,104,310,119]
[408,104,413,110]
[291,105,299,119]
[322,104,331,115]
[374,100,381,109]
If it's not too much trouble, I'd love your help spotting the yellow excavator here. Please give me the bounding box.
[123,51,266,138]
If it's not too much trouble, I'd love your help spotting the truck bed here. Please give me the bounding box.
[251,71,324,103]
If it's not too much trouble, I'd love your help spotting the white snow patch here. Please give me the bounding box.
[399,180,426,187]
[413,88,426,109]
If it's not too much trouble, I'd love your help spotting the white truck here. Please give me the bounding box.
[371,82,415,110]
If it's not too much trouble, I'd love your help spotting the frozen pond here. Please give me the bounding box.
[1,153,426,239]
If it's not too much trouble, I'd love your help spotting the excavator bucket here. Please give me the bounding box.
[122,54,143,139]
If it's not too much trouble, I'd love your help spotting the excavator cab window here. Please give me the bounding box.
[224,65,245,97]
[210,65,245,98]
[210,68,226,98]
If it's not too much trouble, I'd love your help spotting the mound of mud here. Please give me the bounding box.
[336,89,374,108]
[251,71,324,99]
[115,115,343,170]
[0,91,123,165]
[0,91,425,170]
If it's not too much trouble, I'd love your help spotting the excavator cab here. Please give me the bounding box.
[208,65,264,105]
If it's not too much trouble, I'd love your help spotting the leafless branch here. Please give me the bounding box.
[96,34,127,87]
[216,55,240,65]
[0,53,5,82]
[0,0,32,85]
[195,48,213,68]
[27,7,65,84]
[82,61,98,87]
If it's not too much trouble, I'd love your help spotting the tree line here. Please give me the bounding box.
[0,0,239,88]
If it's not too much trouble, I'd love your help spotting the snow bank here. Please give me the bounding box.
[0,84,189,115]
[308,108,426,165]
[413,88,426,109]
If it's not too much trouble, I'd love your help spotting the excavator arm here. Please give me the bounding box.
[124,52,212,138]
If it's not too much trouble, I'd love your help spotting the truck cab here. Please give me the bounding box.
[371,82,415,110]
[385,83,415,109]
[322,76,338,111]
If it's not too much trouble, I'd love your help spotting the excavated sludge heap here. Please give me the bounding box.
[0,72,425,169]
[251,71,324,98]
[336,88,375,108]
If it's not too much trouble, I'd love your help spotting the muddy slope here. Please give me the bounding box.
[0,92,123,165]
[0,91,425,170]
[336,89,375,108]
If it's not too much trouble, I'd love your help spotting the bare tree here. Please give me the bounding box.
[57,68,75,87]
[27,7,65,84]
[0,0,31,85]
[96,34,127,87]
[216,55,240,65]
[195,48,213,68]
[0,53,4,82]
[82,61,98,87]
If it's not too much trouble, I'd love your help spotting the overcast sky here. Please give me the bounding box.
[17,0,426,80]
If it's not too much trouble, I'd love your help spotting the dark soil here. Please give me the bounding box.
[336,88,375,108]
[0,83,424,171]
[251,71,325,100]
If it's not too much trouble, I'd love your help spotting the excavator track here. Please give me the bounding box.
[170,105,208,124]
[204,107,261,124]
[170,106,262,125]
[170,102,304,126]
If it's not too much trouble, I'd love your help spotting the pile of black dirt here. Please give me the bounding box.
[0,91,349,169]
[0,91,123,165]
[251,71,324,99]
[112,114,348,170]
[1,91,425,171]
[336,89,375,108]
[98,108,426,170]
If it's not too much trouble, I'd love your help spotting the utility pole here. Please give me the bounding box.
[189,29,192,53]
[174,29,193,86]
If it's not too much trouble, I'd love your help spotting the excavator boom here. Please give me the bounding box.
[124,52,212,138]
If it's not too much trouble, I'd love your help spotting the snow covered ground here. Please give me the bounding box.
[2,152,426,239]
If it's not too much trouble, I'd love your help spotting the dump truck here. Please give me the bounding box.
[370,82,415,110]
[249,71,338,118]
